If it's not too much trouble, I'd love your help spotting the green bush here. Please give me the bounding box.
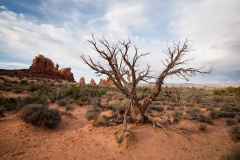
[56,99,68,106]
[151,105,164,112]
[206,106,215,111]
[208,111,237,119]
[162,101,168,105]
[0,106,6,116]
[220,145,240,160]
[172,111,183,117]
[64,85,80,100]
[108,99,129,111]
[196,114,213,124]
[226,119,237,126]
[186,107,200,118]
[198,124,207,131]
[20,80,28,85]
[235,115,240,123]
[85,106,103,121]
[185,103,194,107]
[212,96,223,102]
[29,91,48,104]
[173,117,180,123]
[220,105,240,112]
[21,104,61,129]
[151,101,160,105]
[0,97,21,111]
[167,105,174,110]
[228,125,240,142]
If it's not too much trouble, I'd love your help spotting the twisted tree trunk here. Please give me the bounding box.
[81,34,213,130]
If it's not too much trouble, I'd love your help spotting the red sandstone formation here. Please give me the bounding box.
[99,78,107,86]
[29,54,74,81]
[90,79,96,85]
[59,68,74,81]
[99,76,115,86]
[29,54,57,74]
[106,76,114,86]
[0,54,75,81]
[79,77,85,85]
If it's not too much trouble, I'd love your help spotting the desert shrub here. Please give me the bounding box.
[167,105,174,110]
[186,107,200,118]
[179,106,184,110]
[14,88,23,93]
[223,96,235,103]
[220,105,240,112]
[175,121,189,133]
[196,114,213,124]
[20,80,28,85]
[162,101,168,105]
[118,97,124,101]
[172,111,183,123]
[27,83,38,92]
[228,125,240,142]
[220,145,240,160]
[48,92,57,103]
[152,101,160,105]
[172,111,183,118]
[226,119,237,126]
[235,115,240,123]
[212,96,223,102]
[173,117,180,123]
[151,105,164,112]
[1,97,21,111]
[0,106,6,116]
[63,85,80,100]
[185,103,194,107]
[85,106,104,121]
[154,96,164,101]
[173,103,181,107]
[212,89,226,96]
[206,106,215,111]
[108,99,129,110]
[29,91,48,104]
[137,87,151,93]
[56,99,68,106]
[198,124,207,131]
[208,111,237,119]
[21,104,61,129]
[4,80,12,86]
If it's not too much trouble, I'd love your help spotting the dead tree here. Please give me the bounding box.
[80,34,213,132]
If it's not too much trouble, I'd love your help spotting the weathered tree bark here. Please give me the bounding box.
[80,34,213,129]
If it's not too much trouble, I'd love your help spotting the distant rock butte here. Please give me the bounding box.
[29,54,74,81]
[79,77,85,85]
[90,78,96,85]
[0,54,75,81]
[99,77,115,86]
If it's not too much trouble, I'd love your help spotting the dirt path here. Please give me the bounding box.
[0,104,239,160]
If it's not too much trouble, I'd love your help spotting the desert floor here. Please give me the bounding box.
[0,102,239,160]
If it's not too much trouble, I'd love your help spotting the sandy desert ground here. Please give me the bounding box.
[1,102,239,160]
[0,75,240,160]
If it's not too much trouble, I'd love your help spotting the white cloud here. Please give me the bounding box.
[104,3,147,37]
[0,62,29,68]
[0,0,240,84]
[0,6,8,10]
[174,0,240,65]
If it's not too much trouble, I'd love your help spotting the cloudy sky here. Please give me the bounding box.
[0,0,239,84]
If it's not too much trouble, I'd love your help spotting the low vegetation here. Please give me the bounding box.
[228,125,240,142]
[1,74,240,145]
[21,104,61,129]
[220,145,240,160]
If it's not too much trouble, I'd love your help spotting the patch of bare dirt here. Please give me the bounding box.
[0,102,239,160]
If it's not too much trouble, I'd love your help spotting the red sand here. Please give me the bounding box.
[0,103,239,160]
